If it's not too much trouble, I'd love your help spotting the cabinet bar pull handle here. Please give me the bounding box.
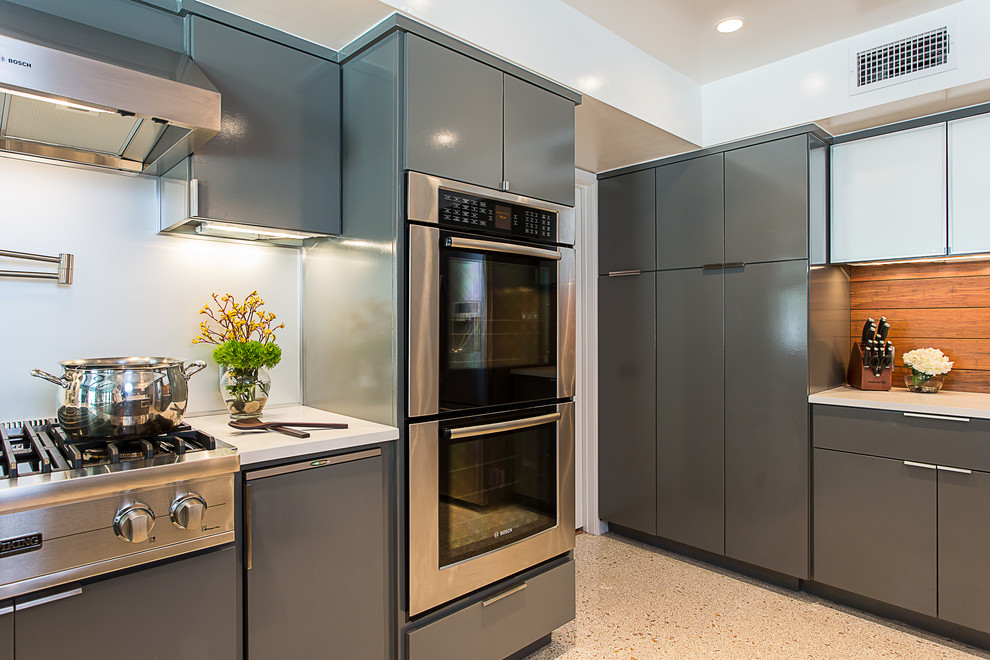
[244,482,253,571]
[482,582,527,607]
[607,269,641,277]
[17,586,82,611]
[722,262,745,269]
[446,236,561,261]
[246,448,382,480]
[0,604,12,616]
[903,412,970,423]
[937,465,973,474]
[445,412,561,440]
[701,263,723,270]
[904,460,937,470]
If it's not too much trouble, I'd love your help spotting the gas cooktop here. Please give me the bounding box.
[0,418,220,479]
[0,417,239,601]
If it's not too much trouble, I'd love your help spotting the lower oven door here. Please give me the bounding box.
[408,401,574,616]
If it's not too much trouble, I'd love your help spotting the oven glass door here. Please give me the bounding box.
[439,233,557,412]
[438,409,558,567]
[408,402,574,616]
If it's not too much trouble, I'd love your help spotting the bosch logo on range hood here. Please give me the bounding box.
[0,6,220,175]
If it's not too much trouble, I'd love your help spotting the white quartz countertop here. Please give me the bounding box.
[187,405,399,467]
[809,385,990,420]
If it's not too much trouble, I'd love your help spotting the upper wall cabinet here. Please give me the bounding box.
[404,34,575,206]
[165,15,341,236]
[949,113,990,256]
[831,124,947,263]
[725,135,810,264]
[656,153,723,270]
[598,169,656,273]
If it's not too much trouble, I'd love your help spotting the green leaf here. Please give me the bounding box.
[213,340,281,370]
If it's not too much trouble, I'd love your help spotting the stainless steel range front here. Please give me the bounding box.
[0,419,238,601]
[405,172,576,616]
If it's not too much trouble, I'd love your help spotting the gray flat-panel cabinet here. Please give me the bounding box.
[245,450,387,660]
[598,272,657,535]
[187,15,341,234]
[724,135,809,264]
[0,601,10,660]
[407,560,575,660]
[657,268,724,554]
[404,33,503,192]
[598,169,656,274]
[656,154,724,270]
[15,547,237,659]
[938,468,990,633]
[503,74,575,206]
[405,34,575,206]
[724,260,809,578]
[5,0,184,52]
[813,449,937,616]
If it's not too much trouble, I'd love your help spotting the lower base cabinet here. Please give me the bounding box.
[406,559,575,660]
[813,448,937,615]
[1,601,12,660]
[813,405,990,635]
[938,468,990,632]
[244,447,387,659]
[14,547,237,659]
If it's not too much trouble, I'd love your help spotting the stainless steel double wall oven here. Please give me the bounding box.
[406,172,575,616]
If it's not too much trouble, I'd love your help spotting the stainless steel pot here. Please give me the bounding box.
[31,357,208,441]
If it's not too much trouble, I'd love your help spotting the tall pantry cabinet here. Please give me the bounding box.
[598,127,841,580]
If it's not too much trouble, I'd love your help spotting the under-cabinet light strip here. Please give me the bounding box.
[847,254,990,267]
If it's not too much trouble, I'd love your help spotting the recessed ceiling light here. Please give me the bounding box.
[715,17,745,33]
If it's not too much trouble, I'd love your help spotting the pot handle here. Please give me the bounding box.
[183,360,208,381]
[31,369,70,388]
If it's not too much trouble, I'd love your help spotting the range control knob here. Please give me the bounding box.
[170,494,207,530]
[113,503,155,543]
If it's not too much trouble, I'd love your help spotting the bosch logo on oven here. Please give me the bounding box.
[0,533,43,559]
[1,55,32,67]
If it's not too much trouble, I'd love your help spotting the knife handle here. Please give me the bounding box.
[877,321,890,344]
[861,318,875,345]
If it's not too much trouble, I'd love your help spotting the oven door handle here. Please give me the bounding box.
[444,412,561,440]
[445,236,562,261]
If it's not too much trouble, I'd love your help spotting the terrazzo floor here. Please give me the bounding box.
[524,532,989,659]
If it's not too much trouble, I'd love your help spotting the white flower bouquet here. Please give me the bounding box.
[902,347,953,393]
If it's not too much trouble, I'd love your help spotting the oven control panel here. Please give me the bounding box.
[438,188,557,243]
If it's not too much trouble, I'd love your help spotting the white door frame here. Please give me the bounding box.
[574,168,607,534]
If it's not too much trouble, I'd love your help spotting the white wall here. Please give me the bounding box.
[702,0,990,145]
[0,155,301,422]
[383,0,704,146]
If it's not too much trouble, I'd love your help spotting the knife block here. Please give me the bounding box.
[847,343,892,391]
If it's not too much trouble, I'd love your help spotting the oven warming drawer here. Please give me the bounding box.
[407,558,575,660]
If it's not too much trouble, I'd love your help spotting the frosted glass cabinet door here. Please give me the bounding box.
[949,114,990,255]
[831,124,946,263]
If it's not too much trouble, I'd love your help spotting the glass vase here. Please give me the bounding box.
[903,369,945,394]
[219,366,271,419]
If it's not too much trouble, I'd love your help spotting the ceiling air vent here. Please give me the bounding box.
[850,26,955,95]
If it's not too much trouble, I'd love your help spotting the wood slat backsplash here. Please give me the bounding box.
[850,261,990,393]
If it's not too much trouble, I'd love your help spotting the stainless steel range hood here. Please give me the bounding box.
[0,7,220,175]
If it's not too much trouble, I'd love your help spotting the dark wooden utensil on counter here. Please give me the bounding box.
[229,420,310,438]
[227,419,350,439]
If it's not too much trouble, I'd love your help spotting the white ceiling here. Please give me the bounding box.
[201,0,394,51]
[206,0,963,84]
[558,0,963,83]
